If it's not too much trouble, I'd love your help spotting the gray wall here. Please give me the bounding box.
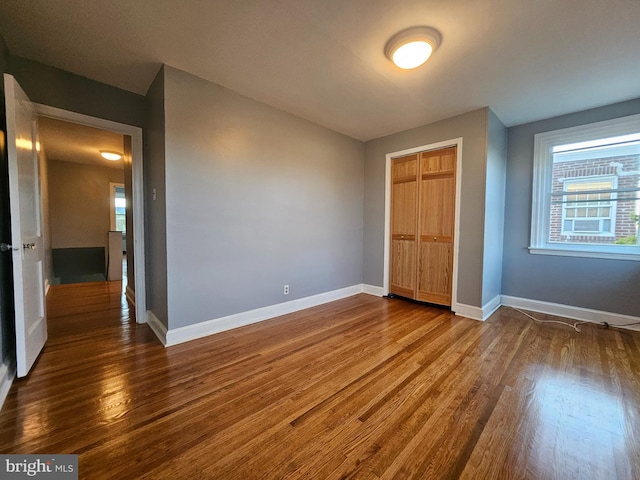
[0,33,13,377]
[163,66,365,329]
[503,99,640,316]
[482,110,507,306]
[8,56,145,128]
[363,108,489,308]
[48,160,124,250]
[0,35,7,82]
[144,68,168,327]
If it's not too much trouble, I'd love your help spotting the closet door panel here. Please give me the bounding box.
[392,181,417,234]
[417,241,453,305]
[416,147,456,306]
[419,176,455,238]
[390,238,416,298]
[389,154,418,298]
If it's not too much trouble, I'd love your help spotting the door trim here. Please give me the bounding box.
[383,138,463,310]
[33,104,147,325]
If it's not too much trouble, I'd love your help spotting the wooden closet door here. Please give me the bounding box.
[389,154,418,298]
[417,147,456,306]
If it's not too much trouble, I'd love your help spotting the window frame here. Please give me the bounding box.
[109,182,126,233]
[530,113,640,261]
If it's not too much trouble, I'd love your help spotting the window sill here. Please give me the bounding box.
[529,247,640,261]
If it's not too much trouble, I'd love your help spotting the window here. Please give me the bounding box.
[531,114,640,260]
[560,178,615,236]
[110,183,126,233]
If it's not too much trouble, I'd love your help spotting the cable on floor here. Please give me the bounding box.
[510,306,587,333]
[601,320,640,330]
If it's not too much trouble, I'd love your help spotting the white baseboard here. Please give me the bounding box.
[482,295,502,319]
[0,361,15,412]
[501,295,640,332]
[161,284,372,347]
[362,284,384,297]
[125,285,135,306]
[453,303,483,321]
[146,285,640,348]
[146,311,168,345]
[453,295,501,321]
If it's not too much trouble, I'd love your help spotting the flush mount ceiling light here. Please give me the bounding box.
[385,26,441,69]
[100,150,122,161]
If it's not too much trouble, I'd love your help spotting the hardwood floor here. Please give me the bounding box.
[1,282,639,479]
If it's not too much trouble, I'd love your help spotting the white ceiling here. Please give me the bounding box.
[38,117,124,169]
[1,0,640,141]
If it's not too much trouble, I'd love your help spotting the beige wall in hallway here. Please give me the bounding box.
[48,159,124,250]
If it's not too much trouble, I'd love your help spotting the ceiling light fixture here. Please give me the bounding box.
[385,26,441,69]
[100,150,122,161]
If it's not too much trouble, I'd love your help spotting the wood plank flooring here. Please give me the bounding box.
[1,282,639,479]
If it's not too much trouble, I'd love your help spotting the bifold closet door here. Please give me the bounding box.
[416,147,456,305]
[389,153,418,299]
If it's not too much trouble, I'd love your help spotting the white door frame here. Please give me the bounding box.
[34,104,147,324]
[383,138,463,311]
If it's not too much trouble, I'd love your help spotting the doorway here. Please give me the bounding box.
[383,138,463,310]
[34,104,146,324]
[40,117,126,285]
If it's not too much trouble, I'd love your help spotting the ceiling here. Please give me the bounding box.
[38,117,124,169]
[1,0,640,141]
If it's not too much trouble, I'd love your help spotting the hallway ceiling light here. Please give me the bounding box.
[385,26,441,69]
[100,150,122,161]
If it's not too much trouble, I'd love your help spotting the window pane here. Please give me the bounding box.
[552,133,640,153]
[113,185,126,233]
[551,133,639,245]
[116,214,126,232]
[574,220,600,232]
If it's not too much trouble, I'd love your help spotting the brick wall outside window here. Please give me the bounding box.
[550,154,639,244]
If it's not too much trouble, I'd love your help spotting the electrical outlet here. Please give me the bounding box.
[283,285,289,295]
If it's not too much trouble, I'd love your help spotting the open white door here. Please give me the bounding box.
[4,73,47,377]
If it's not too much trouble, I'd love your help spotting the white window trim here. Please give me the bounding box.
[530,113,640,261]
